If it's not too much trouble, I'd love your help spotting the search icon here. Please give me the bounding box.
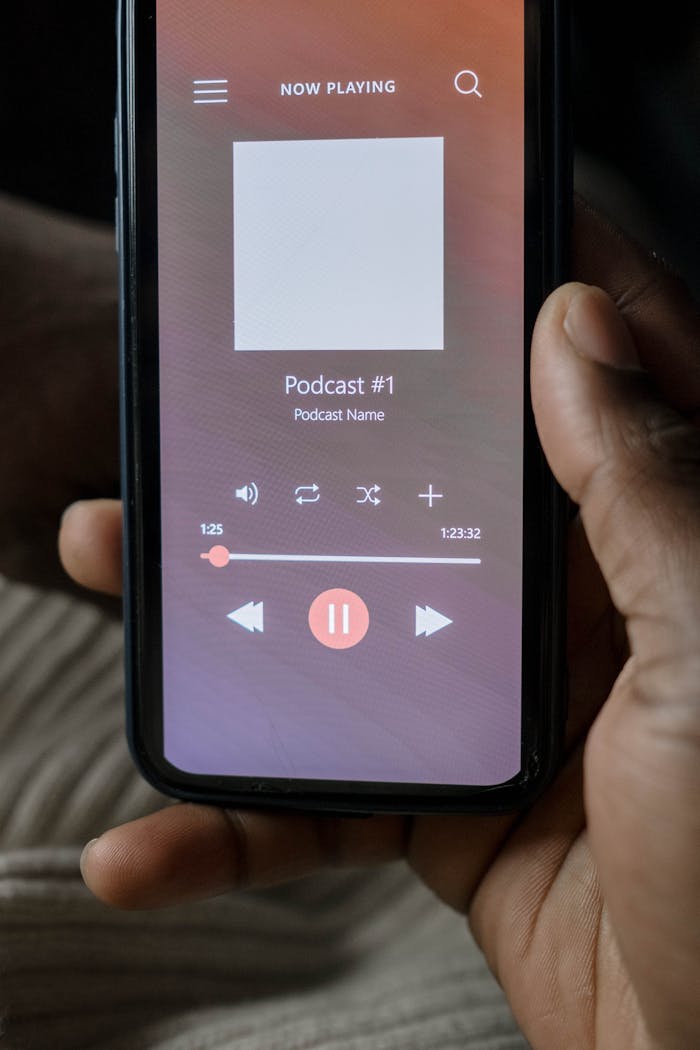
[454,69,483,98]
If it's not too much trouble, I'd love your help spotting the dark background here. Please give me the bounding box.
[1,2,699,297]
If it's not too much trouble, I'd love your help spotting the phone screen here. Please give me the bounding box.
[153,0,525,787]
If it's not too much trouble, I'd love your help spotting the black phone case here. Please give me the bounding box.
[117,0,571,814]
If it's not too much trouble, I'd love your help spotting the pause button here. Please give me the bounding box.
[308,588,369,649]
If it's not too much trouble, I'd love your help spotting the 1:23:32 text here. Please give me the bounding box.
[440,527,481,540]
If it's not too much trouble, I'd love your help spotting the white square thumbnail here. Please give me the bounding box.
[233,136,444,351]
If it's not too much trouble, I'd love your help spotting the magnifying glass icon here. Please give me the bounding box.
[454,69,483,98]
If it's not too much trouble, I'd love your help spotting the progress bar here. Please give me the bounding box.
[200,545,480,568]
[229,553,481,564]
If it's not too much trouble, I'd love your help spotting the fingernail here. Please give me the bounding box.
[61,501,85,525]
[80,837,99,877]
[563,285,642,371]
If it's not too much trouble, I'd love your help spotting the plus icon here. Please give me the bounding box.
[418,484,444,508]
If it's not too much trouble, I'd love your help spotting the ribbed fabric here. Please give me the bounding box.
[0,576,527,1049]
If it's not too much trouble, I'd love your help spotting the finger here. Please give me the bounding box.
[573,197,700,415]
[566,512,614,662]
[80,804,408,909]
[58,498,122,596]
[532,282,700,679]
[406,810,517,913]
[82,798,525,919]
[536,279,700,1045]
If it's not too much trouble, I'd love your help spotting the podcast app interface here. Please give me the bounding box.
[156,0,524,785]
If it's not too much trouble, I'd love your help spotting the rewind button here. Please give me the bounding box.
[227,601,264,633]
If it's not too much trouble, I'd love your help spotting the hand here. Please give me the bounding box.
[0,195,119,597]
[59,205,700,1050]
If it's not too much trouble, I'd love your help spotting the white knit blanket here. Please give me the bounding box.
[0,577,527,1049]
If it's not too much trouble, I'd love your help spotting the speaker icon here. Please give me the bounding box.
[234,482,259,506]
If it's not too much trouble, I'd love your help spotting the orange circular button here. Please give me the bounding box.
[308,588,369,649]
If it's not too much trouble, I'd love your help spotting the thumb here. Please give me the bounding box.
[532,283,700,1046]
[532,282,700,674]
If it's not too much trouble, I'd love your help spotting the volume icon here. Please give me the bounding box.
[235,482,259,505]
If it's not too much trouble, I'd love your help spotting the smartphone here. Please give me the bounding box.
[117,0,569,814]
